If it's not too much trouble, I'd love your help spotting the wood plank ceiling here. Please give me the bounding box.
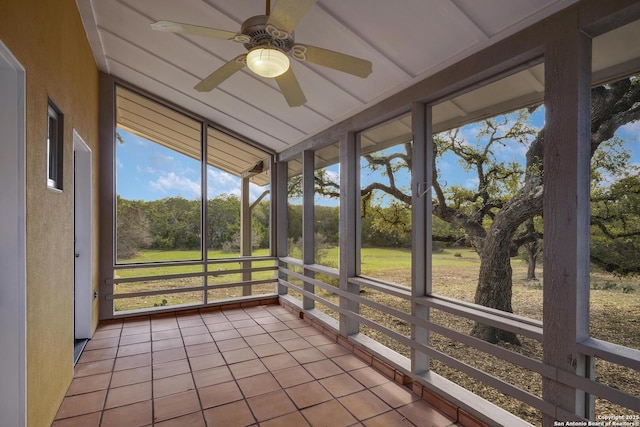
[77,0,583,155]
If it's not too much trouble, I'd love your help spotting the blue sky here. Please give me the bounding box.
[117,109,639,206]
[616,120,640,157]
[116,129,269,203]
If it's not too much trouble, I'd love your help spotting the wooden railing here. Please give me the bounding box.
[278,257,640,427]
[107,256,279,313]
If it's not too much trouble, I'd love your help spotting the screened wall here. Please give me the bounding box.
[102,84,276,314]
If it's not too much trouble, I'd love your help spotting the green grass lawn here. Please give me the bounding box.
[113,247,638,337]
[118,247,272,263]
[364,247,480,269]
[113,248,276,311]
[313,246,480,272]
[111,246,485,313]
[116,248,272,278]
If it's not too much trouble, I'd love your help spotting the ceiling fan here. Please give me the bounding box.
[151,0,372,107]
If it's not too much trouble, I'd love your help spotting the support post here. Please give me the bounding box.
[276,158,289,295]
[339,132,360,336]
[201,122,209,304]
[241,176,252,296]
[412,102,431,375]
[98,73,116,320]
[302,150,315,310]
[543,21,593,423]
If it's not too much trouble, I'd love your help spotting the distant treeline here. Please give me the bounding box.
[116,194,270,259]
[116,195,466,259]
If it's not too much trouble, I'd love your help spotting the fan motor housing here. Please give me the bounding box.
[241,15,294,52]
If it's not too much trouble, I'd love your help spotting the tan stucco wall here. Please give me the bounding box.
[0,1,100,426]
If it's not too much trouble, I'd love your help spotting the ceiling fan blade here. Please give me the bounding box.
[194,55,246,92]
[275,68,306,107]
[267,0,317,34]
[293,44,372,78]
[151,21,238,40]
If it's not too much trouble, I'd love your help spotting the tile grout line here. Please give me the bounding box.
[223,313,260,426]
[282,308,418,426]
[149,314,162,427]
[103,321,122,426]
[94,320,121,427]
[185,310,217,427]
[250,308,307,425]
[261,309,348,426]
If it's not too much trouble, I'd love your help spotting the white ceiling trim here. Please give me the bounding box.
[76,0,109,72]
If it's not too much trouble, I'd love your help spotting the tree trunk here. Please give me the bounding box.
[440,78,639,344]
[347,77,640,345]
[470,185,543,344]
[472,228,521,345]
[526,243,538,281]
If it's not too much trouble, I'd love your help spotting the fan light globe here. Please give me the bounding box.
[246,47,290,78]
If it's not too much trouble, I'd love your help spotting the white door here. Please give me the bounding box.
[0,40,27,427]
[74,131,93,340]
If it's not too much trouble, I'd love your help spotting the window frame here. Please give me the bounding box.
[103,81,276,315]
[47,99,64,190]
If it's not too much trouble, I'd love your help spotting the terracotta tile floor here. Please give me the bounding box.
[53,304,459,427]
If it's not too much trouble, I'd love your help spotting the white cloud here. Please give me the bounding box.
[145,168,265,201]
[465,177,480,188]
[493,140,528,160]
[117,129,149,147]
[148,153,175,170]
[437,160,451,173]
[249,183,270,203]
[207,169,241,198]
[323,169,340,182]
[116,158,124,169]
[210,186,241,198]
[618,121,640,136]
[129,133,149,146]
[136,165,158,174]
[149,172,201,198]
[181,167,198,175]
[207,168,239,185]
[458,124,479,145]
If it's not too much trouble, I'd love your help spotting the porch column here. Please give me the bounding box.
[276,158,289,295]
[542,22,593,423]
[201,123,209,304]
[412,102,430,374]
[302,150,315,310]
[98,73,116,320]
[241,176,251,296]
[339,132,360,336]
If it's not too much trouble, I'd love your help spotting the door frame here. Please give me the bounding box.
[0,39,27,427]
[74,130,93,339]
